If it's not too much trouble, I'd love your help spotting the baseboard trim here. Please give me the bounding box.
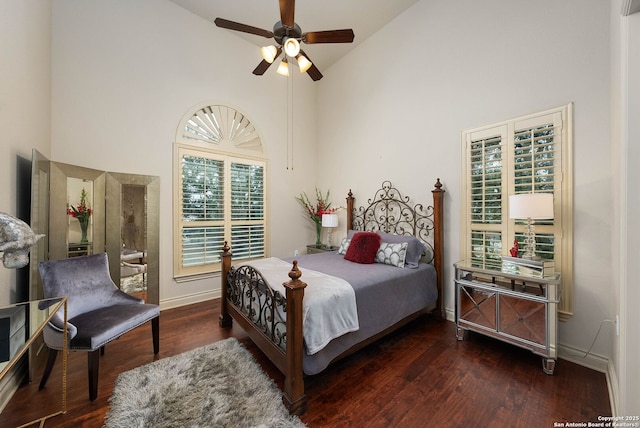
[159,289,220,311]
[606,359,620,416]
[557,343,609,373]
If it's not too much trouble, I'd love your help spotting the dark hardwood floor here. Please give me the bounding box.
[1,300,611,427]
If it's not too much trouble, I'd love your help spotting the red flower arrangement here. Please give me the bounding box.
[296,188,338,247]
[295,188,337,225]
[67,188,93,222]
[67,188,92,243]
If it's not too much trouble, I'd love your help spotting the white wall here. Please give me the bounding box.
[0,0,51,305]
[50,0,319,307]
[316,0,615,360]
[618,6,640,417]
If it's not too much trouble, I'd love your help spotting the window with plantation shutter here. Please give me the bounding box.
[174,104,267,279]
[461,104,573,318]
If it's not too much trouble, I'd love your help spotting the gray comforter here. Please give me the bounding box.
[283,251,438,375]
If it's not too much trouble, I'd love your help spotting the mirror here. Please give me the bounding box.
[106,172,159,305]
[48,161,105,261]
[29,151,159,306]
[66,177,95,257]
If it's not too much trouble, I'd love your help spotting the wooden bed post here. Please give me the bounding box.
[346,189,354,230]
[431,179,445,320]
[282,261,308,415]
[219,241,232,328]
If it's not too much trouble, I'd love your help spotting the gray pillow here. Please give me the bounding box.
[376,231,426,268]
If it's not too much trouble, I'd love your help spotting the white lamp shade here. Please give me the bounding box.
[283,37,300,57]
[509,193,554,219]
[276,58,289,76]
[322,213,339,228]
[260,45,278,63]
[297,54,312,73]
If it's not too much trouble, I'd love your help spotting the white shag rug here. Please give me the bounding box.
[104,338,306,428]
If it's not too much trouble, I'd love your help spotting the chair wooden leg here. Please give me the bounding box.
[152,316,159,355]
[38,348,58,390]
[88,349,100,401]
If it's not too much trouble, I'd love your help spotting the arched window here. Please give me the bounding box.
[174,104,267,279]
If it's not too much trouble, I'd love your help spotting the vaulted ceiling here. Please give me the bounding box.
[168,0,420,72]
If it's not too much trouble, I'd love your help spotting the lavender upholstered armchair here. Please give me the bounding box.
[38,253,159,400]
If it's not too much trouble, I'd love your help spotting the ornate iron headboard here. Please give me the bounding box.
[347,180,442,264]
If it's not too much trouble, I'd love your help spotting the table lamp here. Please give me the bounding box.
[321,213,339,249]
[508,193,554,260]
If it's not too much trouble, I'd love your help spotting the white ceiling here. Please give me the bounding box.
[169,0,420,72]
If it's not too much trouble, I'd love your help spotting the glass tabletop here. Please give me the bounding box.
[0,297,65,378]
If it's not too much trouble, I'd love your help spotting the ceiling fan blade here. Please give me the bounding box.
[252,47,282,75]
[303,29,355,44]
[279,0,295,28]
[299,49,323,81]
[214,18,274,38]
[252,60,274,76]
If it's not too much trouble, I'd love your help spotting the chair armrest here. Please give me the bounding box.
[43,320,78,350]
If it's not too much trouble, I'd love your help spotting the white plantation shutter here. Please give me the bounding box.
[230,161,265,260]
[462,105,573,317]
[466,129,507,267]
[180,153,225,270]
[177,149,266,275]
[512,115,562,265]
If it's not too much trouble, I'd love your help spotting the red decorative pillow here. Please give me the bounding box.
[344,232,381,264]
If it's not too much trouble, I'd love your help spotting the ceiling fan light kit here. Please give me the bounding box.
[276,57,290,77]
[296,54,312,73]
[260,45,278,63]
[214,0,354,81]
[283,37,300,57]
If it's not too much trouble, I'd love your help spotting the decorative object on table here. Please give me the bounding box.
[501,256,555,279]
[295,188,337,248]
[321,213,339,248]
[104,338,305,428]
[509,239,519,257]
[508,192,553,260]
[67,188,93,243]
[0,212,44,269]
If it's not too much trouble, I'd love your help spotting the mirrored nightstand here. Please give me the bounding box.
[454,260,560,374]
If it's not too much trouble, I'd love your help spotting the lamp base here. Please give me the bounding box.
[521,217,539,261]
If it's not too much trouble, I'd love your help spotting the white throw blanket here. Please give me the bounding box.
[244,258,359,355]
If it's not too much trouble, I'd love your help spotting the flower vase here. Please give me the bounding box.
[315,221,322,248]
[78,218,89,243]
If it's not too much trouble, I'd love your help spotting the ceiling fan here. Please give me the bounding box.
[214,0,355,81]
